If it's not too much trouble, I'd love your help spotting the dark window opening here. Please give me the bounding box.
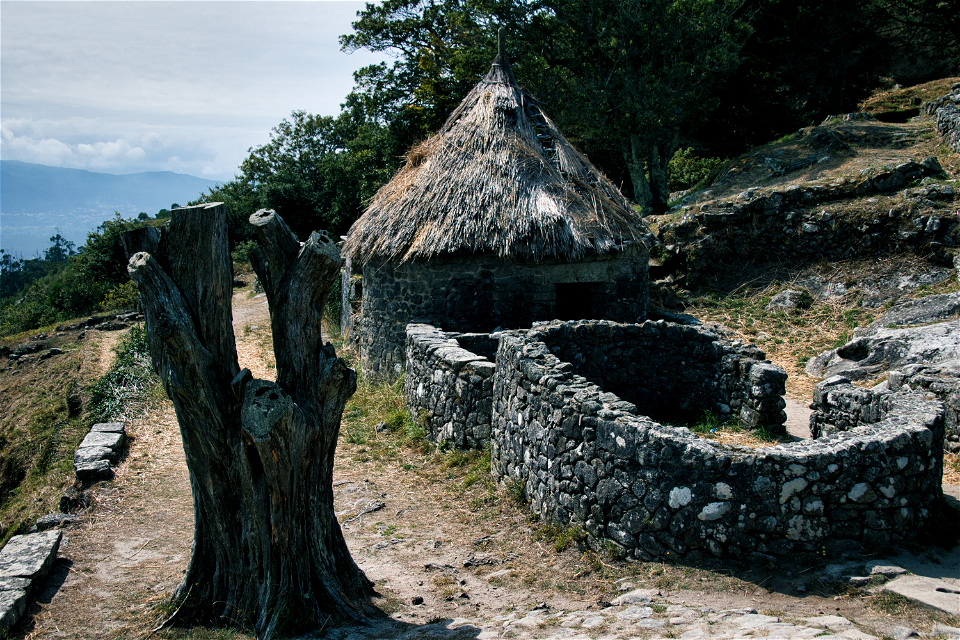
[554,282,600,321]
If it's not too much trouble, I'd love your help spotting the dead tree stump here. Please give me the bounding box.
[123,203,373,637]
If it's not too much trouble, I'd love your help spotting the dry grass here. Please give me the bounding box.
[945,452,960,485]
[682,256,960,398]
[343,56,646,264]
[858,76,960,115]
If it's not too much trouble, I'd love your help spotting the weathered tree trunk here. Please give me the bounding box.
[123,203,373,638]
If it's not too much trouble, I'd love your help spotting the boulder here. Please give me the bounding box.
[766,289,812,310]
[75,460,113,483]
[89,422,125,433]
[0,588,27,634]
[35,513,79,531]
[74,445,115,467]
[78,430,124,451]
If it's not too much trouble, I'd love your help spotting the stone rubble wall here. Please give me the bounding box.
[359,249,648,381]
[655,159,956,278]
[405,324,497,449]
[491,325,944,562]
[813,368,960,450]
[888,365,960,448]
[534,320,787,429]
[923,83,960,154]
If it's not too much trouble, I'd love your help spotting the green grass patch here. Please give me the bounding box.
[87,325,159,423]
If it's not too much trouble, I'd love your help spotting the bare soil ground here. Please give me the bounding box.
[10,281,960,640]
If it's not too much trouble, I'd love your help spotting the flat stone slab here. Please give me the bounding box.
[79,430,124,451]
[866,561,908,577]
[75,459,112,482]
[611,588,658,605]
[75,445,114,467]
[90,422,125,433]
[0,577,30,592]
[0,530,62,581]
[883,575,960,616]
[0,588,28,634]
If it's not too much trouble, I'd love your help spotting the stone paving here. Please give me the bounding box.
[320,588,960,640]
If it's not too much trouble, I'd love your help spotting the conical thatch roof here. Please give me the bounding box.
[343,52,647,264]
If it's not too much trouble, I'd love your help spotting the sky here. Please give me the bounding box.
[0,1,390,181]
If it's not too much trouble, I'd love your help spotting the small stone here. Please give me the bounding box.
[867,563,908,578]
[611,588,658,605]
[848,576,873,586]
[580,616,606,628]
[35,513,78,531]
[411,596,424,605]
[890,626,917,639]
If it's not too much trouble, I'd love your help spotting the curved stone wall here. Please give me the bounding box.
[491,323,944,561]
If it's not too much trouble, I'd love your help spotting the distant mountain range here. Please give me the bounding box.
[1,160,220,256]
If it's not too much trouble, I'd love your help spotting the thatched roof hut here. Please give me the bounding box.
[342,45,650,381]
[343,50,648,263]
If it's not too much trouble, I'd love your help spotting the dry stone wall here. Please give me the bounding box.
[490,323,944,562]
[889,363,960,448]
[405,324,497,449]
[534,320,787,429]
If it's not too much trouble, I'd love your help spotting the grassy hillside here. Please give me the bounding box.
[0,325,158,545]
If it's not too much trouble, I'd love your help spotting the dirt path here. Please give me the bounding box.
[17,288,960,639]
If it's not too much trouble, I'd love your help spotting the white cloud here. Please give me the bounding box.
[1,116,265,179]
[1,1,388,179]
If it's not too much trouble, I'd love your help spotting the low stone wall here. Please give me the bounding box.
[491,325,945,561]
[924,83,960,153]
[405,324,496,449]
[813,368,960,450]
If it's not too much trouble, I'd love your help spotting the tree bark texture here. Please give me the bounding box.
[124,203,372,638]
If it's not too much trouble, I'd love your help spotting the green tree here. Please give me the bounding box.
[343,0,753,213]
[524,0,753,212]
[43,230,76,263]
[200,107,401,244]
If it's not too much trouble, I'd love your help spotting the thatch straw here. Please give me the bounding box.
[343,54,647,264]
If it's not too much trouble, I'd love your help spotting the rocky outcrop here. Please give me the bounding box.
[654,159,955,281]
[806,319,960,381]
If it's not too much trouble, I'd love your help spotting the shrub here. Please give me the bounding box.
[668,148,726,192]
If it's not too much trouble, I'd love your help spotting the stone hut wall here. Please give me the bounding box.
[405,324,496,449]
[491,324,944,561]
[359,247,648,380]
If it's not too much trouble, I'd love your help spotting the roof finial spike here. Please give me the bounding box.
[498,26,506,60]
